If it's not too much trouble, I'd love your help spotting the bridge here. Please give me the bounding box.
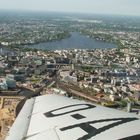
[46,63,73,70]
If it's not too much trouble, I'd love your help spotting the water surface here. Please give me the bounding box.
[26,32,117,50]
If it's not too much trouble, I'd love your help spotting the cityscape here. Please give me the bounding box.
[0,0,140,140]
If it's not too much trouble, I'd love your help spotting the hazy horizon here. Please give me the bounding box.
[0,0,140,17]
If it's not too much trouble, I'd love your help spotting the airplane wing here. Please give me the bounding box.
[6,94,140,140]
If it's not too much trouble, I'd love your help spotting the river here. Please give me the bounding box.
[25,32,117,50]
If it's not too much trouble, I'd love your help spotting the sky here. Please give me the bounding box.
[0,0,140,16]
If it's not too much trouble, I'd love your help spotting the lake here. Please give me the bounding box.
[25,32,117,50]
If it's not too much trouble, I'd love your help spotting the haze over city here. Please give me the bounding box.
[0,0,140,140]
[0,0,140,16]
